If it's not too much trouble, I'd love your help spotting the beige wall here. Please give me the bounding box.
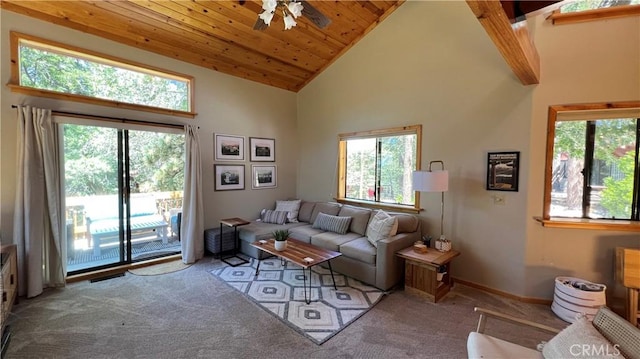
[298,1,534,295]
[0,11,298,245]
[298,1,640,299]
[524,13,640,299]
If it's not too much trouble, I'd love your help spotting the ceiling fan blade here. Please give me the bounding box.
[253,17,269,31]
[300,1,331,29]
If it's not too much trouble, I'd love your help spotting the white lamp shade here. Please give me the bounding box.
[412,170,449,192]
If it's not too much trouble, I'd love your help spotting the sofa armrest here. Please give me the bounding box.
[473,307,561,334]
[375,231,420,290]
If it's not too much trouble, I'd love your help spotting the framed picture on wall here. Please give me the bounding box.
[252,165,277,189]
[215,133,245,161]
[214,164,245,191]
[486,151,520,191]
[249,137,275,162]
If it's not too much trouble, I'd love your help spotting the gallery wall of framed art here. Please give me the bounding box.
[213,133,277,190]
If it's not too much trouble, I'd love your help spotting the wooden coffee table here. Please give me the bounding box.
[250,238,342,304]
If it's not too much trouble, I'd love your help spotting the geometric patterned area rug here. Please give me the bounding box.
[210,257,385,344]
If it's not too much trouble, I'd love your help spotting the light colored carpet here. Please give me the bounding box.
[5,256,568,358]
[211,258,384,344]
[128,260,191,276]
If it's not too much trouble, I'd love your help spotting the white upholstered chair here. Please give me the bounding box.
[467,306,640,359]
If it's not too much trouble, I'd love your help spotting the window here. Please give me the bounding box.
[560,0,640,13]
[10,32,195,118]
[549,0,640,25]
[337,125,421,212]
[540,102,640,231]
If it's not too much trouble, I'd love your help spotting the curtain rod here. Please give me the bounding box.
[11,105,190,130]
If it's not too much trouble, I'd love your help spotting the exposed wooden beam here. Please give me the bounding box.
[466,0,540,85]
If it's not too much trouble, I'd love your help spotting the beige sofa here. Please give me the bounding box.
[237,201,421,291]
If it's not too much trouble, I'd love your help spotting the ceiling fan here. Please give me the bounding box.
[243,0,331,31]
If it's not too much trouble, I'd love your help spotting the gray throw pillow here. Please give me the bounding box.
[260,209,288,225]
[312,212,352,235]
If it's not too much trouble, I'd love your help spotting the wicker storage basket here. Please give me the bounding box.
[551,276,606,323]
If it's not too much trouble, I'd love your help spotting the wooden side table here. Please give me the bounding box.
[219,217,250,267]
[396,247,460,303]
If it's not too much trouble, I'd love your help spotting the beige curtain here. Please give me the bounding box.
[181,125,204,263]
[13,105,65,298]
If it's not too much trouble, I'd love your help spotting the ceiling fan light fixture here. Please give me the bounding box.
[283,14,297,30]
[259,10,274,25]
[287,1,303,17]
[262,0,278,12]
[260,0,303,30]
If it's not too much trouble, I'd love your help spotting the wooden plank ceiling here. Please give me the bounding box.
[0,0,405,92]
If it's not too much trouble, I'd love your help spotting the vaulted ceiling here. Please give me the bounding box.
[0,1,564,92]
[0,1,405,92]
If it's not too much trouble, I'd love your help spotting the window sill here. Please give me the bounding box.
[7,84,197,119]
[335,198,420,214]
[533,216,640,232]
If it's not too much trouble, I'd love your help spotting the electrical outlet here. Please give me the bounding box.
[493,195,506,205]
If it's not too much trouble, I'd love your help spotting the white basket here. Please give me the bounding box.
[551,276,606,323]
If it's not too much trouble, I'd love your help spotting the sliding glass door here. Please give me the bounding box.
[63,121,184,274]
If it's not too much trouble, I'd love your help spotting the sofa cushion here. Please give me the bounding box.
[260,209,287,225]
[298,201,316,223]
[275,199,302,223]
[312,212,352,234]
[310,202,341,223]
[310,231,362,252]
[467,332,543,359]
[338,205,372,236]
[542,316,617,359]
[366,210,398,247]
[339,237,376,265]
[391,212,420,234]
[288,224,323,243]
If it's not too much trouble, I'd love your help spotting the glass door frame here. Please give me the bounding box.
[60,115,184,276]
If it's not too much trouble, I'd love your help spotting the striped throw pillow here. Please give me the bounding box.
[312,212,352,234]
[260,209,288,225]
